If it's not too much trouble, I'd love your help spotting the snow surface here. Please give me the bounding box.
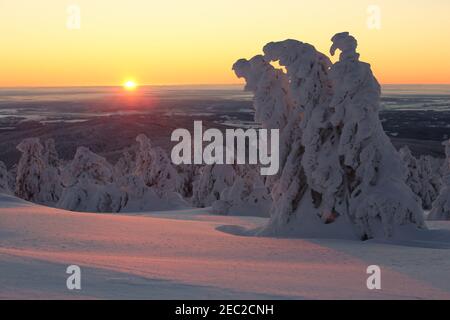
[1,193,450,299]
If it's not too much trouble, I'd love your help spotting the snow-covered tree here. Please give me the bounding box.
[233,44,332,222]
[114,150,135,178]
[58,146,126,212]
[233,54,293,190]
[232,55,290,131]
[15,138,61,204]
[43,138,63,202]
[57,142,189,213]
[420,155,443,209]
[43,138,60,168]
[400,146,441,210]
[15,138,46,202]
[134,134,182,195]
[324,32,424,239]
[212,166,271,217]
[235,32,425,239]
[11,134,192,212]
[261,39,334,234]
[116,174,188,212]
[0,161,12,194]
[134,134,154,185]
[112,134,190,210]
[58,181,126,213]
[7,165,17,193]
[428,140,450,220]
[61,146,114,185]
[400,146,422,196]
[175,164,201,199]
[145,146,179,196]
[192,164,236,207]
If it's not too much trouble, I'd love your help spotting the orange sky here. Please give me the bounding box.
[1,0,449,87]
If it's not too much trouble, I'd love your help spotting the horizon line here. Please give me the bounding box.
[1,83,450,89]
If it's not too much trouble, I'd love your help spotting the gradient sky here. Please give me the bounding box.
[1,0,449,87]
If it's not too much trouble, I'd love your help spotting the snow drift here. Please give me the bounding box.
[1,193,450,299]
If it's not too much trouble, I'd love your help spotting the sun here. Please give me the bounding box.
[123,80,137,91]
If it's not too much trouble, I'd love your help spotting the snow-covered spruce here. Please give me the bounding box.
[263,39,333,178]
[400,146,441,210]
[175,164,201,199]
[212,165,272,217]
[326,32,424,239]
[234,39,341,228]
[43,138,63,202]
[55,135,189,213]
[232,54,292,189]
[15,138,61,204]
[6,165,17,193]
[114,150,135,178]
[262,39,337,235]
[116,173,188,212]
[126,135,191,210]
[144,146,179,196]
[428,140,450,220]
[232,47,311,216]
[234,39,344,233]
[15,138,46,202]
[232,53,293,216]
[113,148,189,211]
[192,164,236,208]
[134,134,155,187]
[57,146,127,212]
[235,33,425,239]
[232,55,290,131]
[0,161,12,195]
[134,134,185,196]
[43,138,61,168]
[133,133,192,201]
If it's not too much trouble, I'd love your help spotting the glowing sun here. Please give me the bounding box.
[123,80,137,91]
